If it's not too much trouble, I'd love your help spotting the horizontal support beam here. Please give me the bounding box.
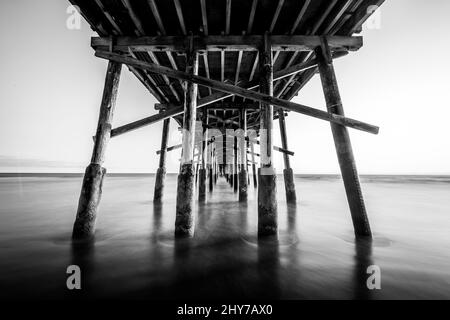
[274,146,294,156]
[92,35,362,52]
[156,143,182,155]
[156,102,260,111]
[111,106,183,137]
[98,51,378,137]
[246,138,294,156]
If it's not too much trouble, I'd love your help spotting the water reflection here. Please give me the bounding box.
[287,203,297,237]
[152,203,163,242]
[353,238,374,300]
[69,237,95,298]
[257,236,281,299]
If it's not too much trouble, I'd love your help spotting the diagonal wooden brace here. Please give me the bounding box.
[96,51,379,137]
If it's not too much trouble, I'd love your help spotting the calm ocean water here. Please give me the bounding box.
[0,174,449,299]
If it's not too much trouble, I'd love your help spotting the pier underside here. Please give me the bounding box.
[69,0,384,240]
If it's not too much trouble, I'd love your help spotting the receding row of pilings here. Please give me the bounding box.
[72,36,372,240]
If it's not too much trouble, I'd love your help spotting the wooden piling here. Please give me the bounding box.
[258,33,278,236]
[250,141,257,188]
[175,44,199,237]
[209,139,214,192]
[278,111,297,203]
[315,37,372,238]
[154,117,170,203]
[233,136,238,193]
[238,109,248,202]
[72,61,122,239]
[198,107,208,202]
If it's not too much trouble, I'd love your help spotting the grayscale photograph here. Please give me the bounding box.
[0,0,449,312]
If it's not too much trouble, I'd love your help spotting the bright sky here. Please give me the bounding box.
[0,0,449,174]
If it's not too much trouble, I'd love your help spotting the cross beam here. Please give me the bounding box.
[92,35,362,52]
[96,51,379,137]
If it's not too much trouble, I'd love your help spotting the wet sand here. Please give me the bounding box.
[0,174,449,300]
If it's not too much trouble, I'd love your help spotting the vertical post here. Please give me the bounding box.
[222,126,227,181]
[214,146,218,184]
[175,40,199,237]
[315,37,372,238]
[233,135,238,193]
[198,107,208,202]
[278,111,297,203]
[209,136,214,192]
[195,151,200,185]
[72,61,122,239]
[154,116,170,203]
[250,141,257,188]
[238,109,248,201]
[258,33,278,236]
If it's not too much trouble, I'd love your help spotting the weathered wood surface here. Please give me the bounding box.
[74,0,385,128]
[198,107,208,202]
[155,52,345,110]
[250,141,257,188]
[258,34,277,237]
[238,109,248,202]
[316,37,372,238]
[91,61,122,165]
[73,61,122,239]
[96,51,379,136]
[92,35,362,52]
[278,110,297,203]
[175,47,198,237]
[154,117,170,202]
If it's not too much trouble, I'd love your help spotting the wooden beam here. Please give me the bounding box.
[112,105,184,137]
[173,0,187,35]
[246,138,294,156]
[128,51,168,103]
[316,37,372,237]
[91,35,363,52]
[270,0,285,33]
[96,51,378,135]
[278,110,296,203]
[175,44,198,237]
[323,0,354,34]
[147,51,181,102]
[121,0,145,35]
[200,0,209,35]
[72,60,122,239]
[220,50,225,82]
[233,50,243,102]
[93,0,123,35]
[157,51,346,111]
[290,0,311,34]
[202,53,212,95]
[311,0,338,35]
[258,33,277,236]
[247,0,258,34]
[154,116,170,202]
[225,0,232,35]
[157,143,182,155]
[147,0,166,35]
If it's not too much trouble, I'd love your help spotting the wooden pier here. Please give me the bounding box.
[70,0,384,240]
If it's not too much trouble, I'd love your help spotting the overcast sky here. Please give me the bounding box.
[0,0,449,174]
